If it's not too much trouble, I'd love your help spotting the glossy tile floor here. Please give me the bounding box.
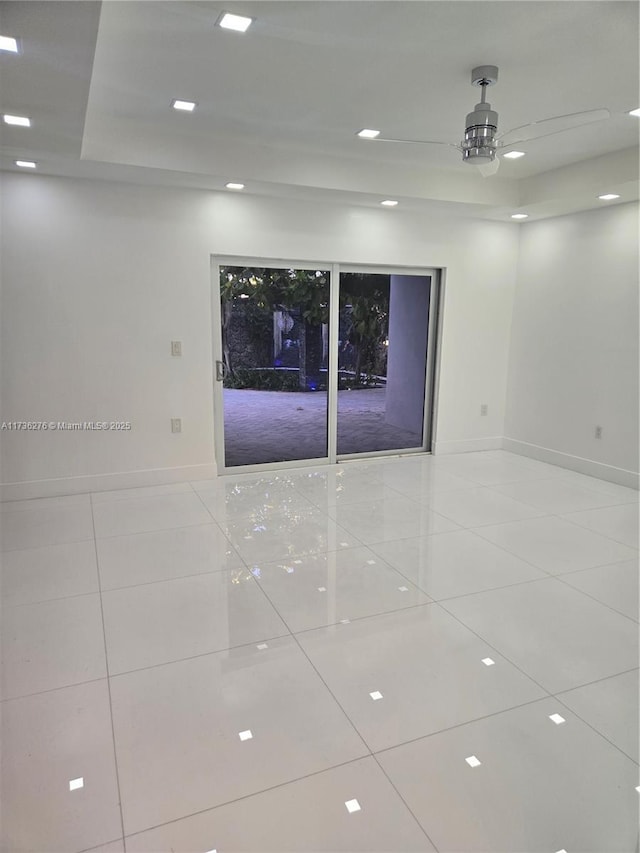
[1,450,638,852]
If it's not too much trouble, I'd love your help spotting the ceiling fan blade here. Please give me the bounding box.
[498,108,610,147]
[371,137,462,151]
[477,156,501,177]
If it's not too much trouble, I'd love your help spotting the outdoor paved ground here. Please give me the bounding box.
[223,388,422,467]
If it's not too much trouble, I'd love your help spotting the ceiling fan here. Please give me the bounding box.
[362,65,610,176]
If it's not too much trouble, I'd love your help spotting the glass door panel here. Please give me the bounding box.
[218,265,330,467]
[337,272,431,456]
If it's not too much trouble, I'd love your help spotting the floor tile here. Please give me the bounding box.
[560,560,638,621]
[1,594,107,700]
[289,467,400,509]
[0,539,98,606]
[81,842,125,853]
[491,477,632,514]
[196,473,318,524]
[374,463,480,500]
[221,506,361,563]
[1,503,94,551]
[1,680,121,853]
[91,482,193,502]
[110,637,368,835]
[1,493,91,513]
[200,487,318,525]
[377,698,639,852]
[96,524,244,590]
[553,469,640,502]
[92,492,213,539]
[424,487,546,528]
[429,454,557,485]
[557,669,639,763]
[474,515,637,574]
[102,570,289,674]
[327,495,460,544]
[125,756,435,852]
[254,547,431,632]
[296,606,545,752]
[370,530,546,600]
[562,503,639,548]
[441,578,639,693]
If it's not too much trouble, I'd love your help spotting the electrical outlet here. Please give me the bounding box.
[171,418,182,433]
[595,425,603,439]
[171,341,182,357]
[480,404,488,416]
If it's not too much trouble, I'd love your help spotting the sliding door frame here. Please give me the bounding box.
[211,256,442,475]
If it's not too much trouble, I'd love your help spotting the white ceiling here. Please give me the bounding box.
[1,1,638,220]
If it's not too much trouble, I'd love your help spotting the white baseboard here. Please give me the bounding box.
[433,436,503,455]
[502,437,639,489]
[0,463,218,501]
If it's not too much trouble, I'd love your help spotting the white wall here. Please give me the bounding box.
[0,173,519,496]
[504,202,639,485]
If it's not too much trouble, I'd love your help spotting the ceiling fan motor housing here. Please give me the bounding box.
[463,102,499,163]
[463,65,500,163]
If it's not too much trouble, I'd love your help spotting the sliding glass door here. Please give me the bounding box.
[216,264,331,467]
[337,271,431,456]
[212,259,439,471]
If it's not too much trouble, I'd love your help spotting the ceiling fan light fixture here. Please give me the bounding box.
[357,129,380,139]
[218,12,253,32]
[503,151,526,159]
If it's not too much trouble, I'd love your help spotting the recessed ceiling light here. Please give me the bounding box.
[3,114,30,127]
[549,713,566,725]
[357,128,380,139]
[238,729,253,741]
[481,657,495,666]
[225,182,245,190]
[256,643,268,650]
[381,200,398,207]
[218,12,253,32]
[345,799,361,813]
[511,213,528,219]
[69,777,84,791]
[398,586,408,592]
[15,160,36,168]
[317,586,327,592]
[369,691,383,700]
[171,99,196,112]
[598,193,620,201]
[503,151,525,159]
[0,35,19,53]
[465,755,481,767]
[628,108,640,117]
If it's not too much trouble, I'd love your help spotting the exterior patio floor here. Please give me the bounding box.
[222,387,423,467]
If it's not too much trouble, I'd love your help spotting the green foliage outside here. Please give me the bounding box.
[220,266,389,390]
